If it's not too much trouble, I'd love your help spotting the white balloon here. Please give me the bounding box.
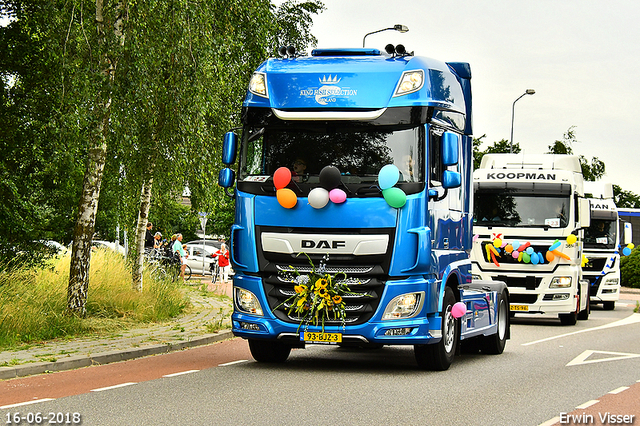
[308,187,329,209]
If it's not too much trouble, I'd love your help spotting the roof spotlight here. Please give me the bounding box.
[278,46,287,57]
[395,44,406,55]
[286,45,297,57]
[385,44,396,55]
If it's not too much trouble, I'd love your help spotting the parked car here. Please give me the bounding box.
[91,240,126,256]
[38,240,68,254]
[186,239,224,250]
[185,243,218,276]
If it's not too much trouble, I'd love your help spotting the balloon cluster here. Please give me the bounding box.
[483,233,575,267]
[273,165,347,210]
[621,243,635,257]
[378,164,406,208]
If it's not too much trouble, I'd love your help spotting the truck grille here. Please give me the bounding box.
[256,226,394,326]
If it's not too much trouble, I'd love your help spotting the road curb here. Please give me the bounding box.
[0,330,234,381]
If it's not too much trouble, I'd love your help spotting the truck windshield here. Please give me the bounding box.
[474,189,571,228]
[584,219,617,249]
[239,124,425,186]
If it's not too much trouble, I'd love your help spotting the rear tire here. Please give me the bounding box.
[184,265,192,281]
[481,289,510,354]
[248,339,292,363]
[414,286,459,371]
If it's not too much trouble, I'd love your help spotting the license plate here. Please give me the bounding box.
[510,304,529,312]
[300,332,342,344]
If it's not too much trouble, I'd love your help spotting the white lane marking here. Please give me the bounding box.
[576,400,599,409]
[523,313,640,346]
[608,386,629,394]
[219,360,249,367]
[537,417,560,426]
[1,399,55,409]
[567,350,640,366]
[163,370,199,377]
[90,382,137,392]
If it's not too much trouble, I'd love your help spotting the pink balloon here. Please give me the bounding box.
[451,302,466,319]
[329,188,347,204]
[512,251,519,259]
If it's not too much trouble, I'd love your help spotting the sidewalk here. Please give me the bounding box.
[0,278,234,380]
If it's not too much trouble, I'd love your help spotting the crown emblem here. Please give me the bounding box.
[319,75,341,84]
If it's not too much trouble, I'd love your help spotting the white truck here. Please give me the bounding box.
[471,154,591,325]
[583,181,632,310]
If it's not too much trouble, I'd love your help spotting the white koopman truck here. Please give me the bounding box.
[471,154,591,325]
[583,181,632,310]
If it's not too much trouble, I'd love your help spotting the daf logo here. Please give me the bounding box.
[301,240,346,249]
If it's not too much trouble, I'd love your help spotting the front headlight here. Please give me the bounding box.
[382,292,424,320]
[550,276,572,288]
[604,278,619,286]
[235,288,264,316]
[248,72,268,98]
[393,70,424,97]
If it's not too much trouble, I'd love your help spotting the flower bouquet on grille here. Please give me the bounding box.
[278,254,353,331]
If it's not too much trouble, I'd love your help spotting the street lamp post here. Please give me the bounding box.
[510,89,535,153]
[363,24,409,48]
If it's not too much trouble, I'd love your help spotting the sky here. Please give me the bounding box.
[292,0,640,195]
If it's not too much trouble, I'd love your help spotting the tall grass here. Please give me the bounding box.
[0,249,188,349]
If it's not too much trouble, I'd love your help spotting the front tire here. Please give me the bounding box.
[603,301,615,310]
[414,286,459,371]
[559,312,577,326]
[248,339,292,363]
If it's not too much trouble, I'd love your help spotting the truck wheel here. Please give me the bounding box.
[414,286,459,371]
[559,312,577,326]
[577,298,590,320]
[248,339,291,363]
[481,289,510,354]
[603,301,615,310]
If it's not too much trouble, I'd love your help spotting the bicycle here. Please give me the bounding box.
[210,256,220,284]
[146,249,191,282]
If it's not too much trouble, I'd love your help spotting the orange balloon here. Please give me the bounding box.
[274,167,292,190]
[545,251,555,262]
[277,188,297,209]
[505,244,513,253]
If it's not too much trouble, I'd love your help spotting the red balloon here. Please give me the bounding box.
[274,167,292,190]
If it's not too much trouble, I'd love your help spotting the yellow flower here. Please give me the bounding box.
[297,297,307,307]
[332,295,342,304]
[316,287,328,297]
[315,278,328,289]
[294,284,307,294]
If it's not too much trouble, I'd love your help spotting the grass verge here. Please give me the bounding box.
[0,249,188,351]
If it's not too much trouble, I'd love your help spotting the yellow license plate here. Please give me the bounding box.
[510,304,529,312]
[301,332,342,343]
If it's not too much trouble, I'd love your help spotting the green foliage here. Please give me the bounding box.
[613,184,640,208]
[546,126,605,181]
[621,247,640,289]
[0,0,325,268]
[0,249,188,349]
[472,134,519,169]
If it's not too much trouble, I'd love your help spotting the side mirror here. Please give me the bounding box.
[442,170,461,189]
[624,222,633,245]
[577,198,591,229]
[218,168,235,188]
[222,132,238,165]
[442,132,459,166]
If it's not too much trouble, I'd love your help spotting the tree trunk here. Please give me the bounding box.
[132,164,154,292]
[67,0,128,316]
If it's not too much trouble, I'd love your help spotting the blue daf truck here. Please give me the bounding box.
[218,44,509,370]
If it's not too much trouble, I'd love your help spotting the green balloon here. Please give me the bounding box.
[382,187,406,208]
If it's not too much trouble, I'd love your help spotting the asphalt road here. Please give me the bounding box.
[1,298,639,426]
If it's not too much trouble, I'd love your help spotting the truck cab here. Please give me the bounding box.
[219,46,509,370]
[471,154,590,325]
